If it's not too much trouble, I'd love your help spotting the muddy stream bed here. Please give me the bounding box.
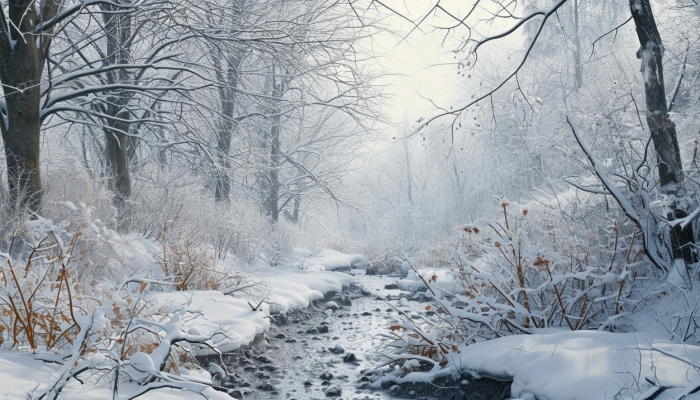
[199,270,510,400]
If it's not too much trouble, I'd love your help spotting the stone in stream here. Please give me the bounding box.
[384,283,400,290]
[317,325,329,334]
[329,344,344,354]
[336,296,352,306]
[325,387,342,397]
[254,355,271,363]
[342,353,357,362]
[256,383,276,392]
[319,371,334,380]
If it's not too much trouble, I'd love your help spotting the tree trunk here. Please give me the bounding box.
[629,0,696,265]
[0,0,59,213]
[101,1,133,227]
[266,117,282,222]
[213,50,242,203]
[573,0,582,89]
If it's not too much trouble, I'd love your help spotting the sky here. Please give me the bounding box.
[358,0,528,137]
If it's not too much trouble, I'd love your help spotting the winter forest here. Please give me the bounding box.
[1,0,700,399]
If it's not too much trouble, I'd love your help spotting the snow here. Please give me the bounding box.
[396,268,454,291]
[0,349,233,400]
[299,249,368,271]
[0,259,353,399]
[254,264,354,314]
[453,330,700,400]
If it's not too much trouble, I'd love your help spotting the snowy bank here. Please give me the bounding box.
[455,330,700,400]
[0,264,354,399]
[299,249,368,271]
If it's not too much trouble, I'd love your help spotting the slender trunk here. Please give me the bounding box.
[267,116,281,222]
[284,197,300,223]
[213,51,242,202]
[102,1,133,228]
[629,0,696,265]
[573,0,582,89]
[403,140,413,205]
[214,89,233,202]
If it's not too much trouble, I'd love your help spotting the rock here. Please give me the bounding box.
[229,390,244,399]
[321,380,331,386]
[325,387,342,396]
[362,312,372,316]
[319,371,334,380]
[325,301,339,310]
[303,381,313,386]
[257,383,275,391]
[255,355,271,363]
[329,344,344,354]
[317,325,329,334]
[336,296,352,306]
[285,338,297,343]
[384,283,399,290]
[342,353,357,362]
[306,327,318,334]
[244,350,252,359]
[274,333,286,340]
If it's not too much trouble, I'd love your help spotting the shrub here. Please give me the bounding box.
[384,202,646,370]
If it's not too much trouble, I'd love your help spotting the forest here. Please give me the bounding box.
[0,0,699,399]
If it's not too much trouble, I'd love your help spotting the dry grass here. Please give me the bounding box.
[0,232,87,352]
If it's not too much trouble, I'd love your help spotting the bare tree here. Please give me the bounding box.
[366,0,698,277]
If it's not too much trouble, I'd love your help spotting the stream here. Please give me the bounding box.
[201,270,510,400]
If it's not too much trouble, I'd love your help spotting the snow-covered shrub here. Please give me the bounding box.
[0,218,93,352]
[384,202,647,370]
[29,283,232,400]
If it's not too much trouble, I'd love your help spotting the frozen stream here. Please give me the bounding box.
[201,270,510,400]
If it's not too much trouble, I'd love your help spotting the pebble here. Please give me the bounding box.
[325,387,342,396]
[257,383,275,391]
[255,355,271,363]
[320,371,334,380]
[342,353,357,362]
[329,344,345,354]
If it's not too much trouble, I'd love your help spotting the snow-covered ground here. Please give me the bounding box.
[0,252,355,400]
[386,267,700,400]
[295,249,368,271]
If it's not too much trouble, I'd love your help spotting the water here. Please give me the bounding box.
[202,270,510,400]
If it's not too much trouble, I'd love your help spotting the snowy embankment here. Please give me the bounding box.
[457,330,700,400]
[393,268,700,400]
[295,248,368,271]
[0,250,355,400]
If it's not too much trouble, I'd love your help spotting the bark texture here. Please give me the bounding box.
[629,0,695,265]
[0,0,60,212]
